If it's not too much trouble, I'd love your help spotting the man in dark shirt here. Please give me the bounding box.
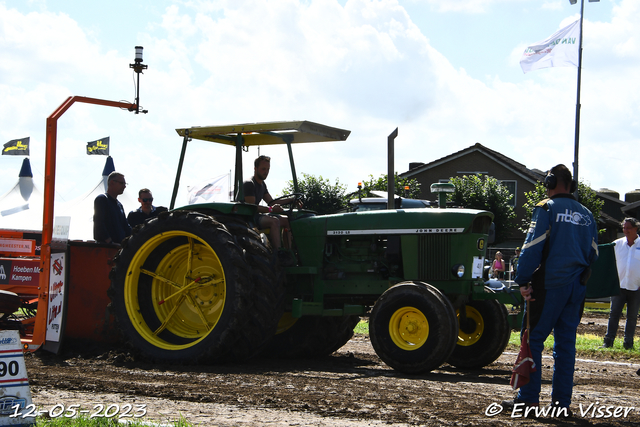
[243,155,298,250]
[93,172,131,244]
[127,188,167,228]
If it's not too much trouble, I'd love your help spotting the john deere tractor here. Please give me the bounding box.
[108,121,516,373]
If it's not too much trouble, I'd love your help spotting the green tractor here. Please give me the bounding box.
[109,121,517,373]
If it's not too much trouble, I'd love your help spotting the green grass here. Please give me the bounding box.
[583,305,611,316]
[354,319,369,334]
[356,319,638,359]
[31,415,194,426]
[508,331,638,358]
[35,418,132,426]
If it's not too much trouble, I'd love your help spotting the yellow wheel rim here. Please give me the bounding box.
[275,312,298,335]
[389,306,429,351]
[125,231,226,350]
[456,306,484,347]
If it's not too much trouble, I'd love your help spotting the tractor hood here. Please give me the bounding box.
[319,208,494,235]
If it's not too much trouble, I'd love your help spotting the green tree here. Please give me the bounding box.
[346,173,422,200]
[281,173,348,214]
[520,181,604,233]
[447,174,516,244]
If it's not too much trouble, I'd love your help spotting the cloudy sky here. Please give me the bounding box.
[1,0,638,215]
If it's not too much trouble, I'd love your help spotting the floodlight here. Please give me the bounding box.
[134,46,144,63]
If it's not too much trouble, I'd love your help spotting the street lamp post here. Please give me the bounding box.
[129,46,149,114]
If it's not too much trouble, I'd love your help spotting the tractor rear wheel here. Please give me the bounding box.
[110,211,281,363]
[213,215,284,355]
[260,313,361,358]
[447,299,510,369]
[370,282,457,373]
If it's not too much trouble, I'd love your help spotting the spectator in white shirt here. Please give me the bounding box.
[603,218,640,350]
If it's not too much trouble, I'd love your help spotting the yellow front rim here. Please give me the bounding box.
[456,306,484,347]
[125,231,226,350]
[389,306,429,351]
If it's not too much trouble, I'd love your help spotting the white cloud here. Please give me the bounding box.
[541,1,562,12]
[418,0,529,14]
[1,0,640,216]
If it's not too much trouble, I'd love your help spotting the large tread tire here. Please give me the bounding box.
[261,314,361,359]
[213,215,285,355]
[447,298,511,369]
[370,282,457,374]
[109,211,281,364]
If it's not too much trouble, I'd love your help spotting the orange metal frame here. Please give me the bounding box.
[23,96,137,350]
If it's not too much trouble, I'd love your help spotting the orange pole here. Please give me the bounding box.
[29,96,136,350]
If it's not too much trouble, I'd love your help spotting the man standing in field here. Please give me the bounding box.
[603,217,640,350]
[503,164,598,417]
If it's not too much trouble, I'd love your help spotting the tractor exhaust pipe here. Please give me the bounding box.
[387,128,398,210]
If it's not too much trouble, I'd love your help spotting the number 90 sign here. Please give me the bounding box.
[0,330,34,426]
[0,360,20,377]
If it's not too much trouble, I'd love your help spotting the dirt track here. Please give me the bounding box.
[24,313,640,426]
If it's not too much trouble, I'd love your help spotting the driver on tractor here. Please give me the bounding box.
[243,155,301,257]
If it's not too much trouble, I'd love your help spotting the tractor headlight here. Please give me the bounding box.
[452,264,464,278]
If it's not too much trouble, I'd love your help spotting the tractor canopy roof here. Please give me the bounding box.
[171,121,350,208]
[176,120,350,147]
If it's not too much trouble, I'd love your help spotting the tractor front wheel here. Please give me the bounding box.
[370,282,457,373]
[447,299,510,369]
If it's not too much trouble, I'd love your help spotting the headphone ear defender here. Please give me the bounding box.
[544,174,557,190]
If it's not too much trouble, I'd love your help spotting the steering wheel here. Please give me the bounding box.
[270,193,304,214]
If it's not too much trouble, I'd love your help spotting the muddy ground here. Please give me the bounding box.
[24,312,640,426]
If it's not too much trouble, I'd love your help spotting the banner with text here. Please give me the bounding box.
[2,137,30,156]
[86,137,110,155]
[520,19,580,74]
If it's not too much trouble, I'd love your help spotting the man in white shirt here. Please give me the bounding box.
[603,218,640,350]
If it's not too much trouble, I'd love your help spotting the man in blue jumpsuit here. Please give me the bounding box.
[506,164,598,416]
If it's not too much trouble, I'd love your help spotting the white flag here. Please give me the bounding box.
[520,19,580,74]
[187,174,230,204]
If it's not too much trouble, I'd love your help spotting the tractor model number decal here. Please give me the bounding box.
[327,228,464,236]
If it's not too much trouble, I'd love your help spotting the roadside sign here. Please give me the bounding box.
[0,240,35,258]
[44,252,66,354]
[0,330,34,426]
